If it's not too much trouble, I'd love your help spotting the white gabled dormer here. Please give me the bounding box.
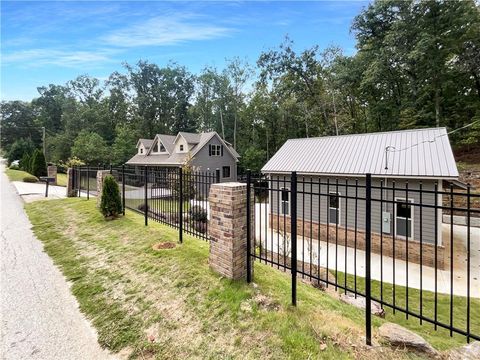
[152,140,167,154]
[174,136,188,153]
[138,144,146,155]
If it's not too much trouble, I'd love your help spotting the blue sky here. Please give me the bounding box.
[1,1,369,101]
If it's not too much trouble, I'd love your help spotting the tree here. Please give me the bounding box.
[6,138,35,165]
[30,149,47,177]
[71,130,109,165]
[111,124,138,165]
[19,152,32,172]
[0,101,41,152]
[100,175,122,218]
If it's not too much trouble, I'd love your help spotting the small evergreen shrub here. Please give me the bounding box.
[30,150,47,178]
[189,205,208,222]
[100,175,123,218]
[23,175,39,183]
[19,153,31,172]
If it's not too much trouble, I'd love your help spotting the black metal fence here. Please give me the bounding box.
[245,171,479,344]
[73,165,218,241]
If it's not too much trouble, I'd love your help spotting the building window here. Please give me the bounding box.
[222,166,231,179]
[395,198,413,238]
[329,192,340,224]
[180,144,184,151]
[281,188,289,215]
[210,144,221,156]
[140,148,144,154]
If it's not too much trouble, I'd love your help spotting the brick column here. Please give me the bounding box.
[66,168,76,197]
[208,182,252,280]
[96,170,110,207]
[47,165,57,185]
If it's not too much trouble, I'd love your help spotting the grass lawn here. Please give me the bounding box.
[56,173,67,187]
[25,199,469,359]
[5,168,38,182]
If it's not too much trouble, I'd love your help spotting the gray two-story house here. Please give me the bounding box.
[127,131,240,181]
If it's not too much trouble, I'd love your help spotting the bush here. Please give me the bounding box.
[30,149,47,177]
[189,205,208,222]
[6,138,35,166]
[19,152,31,172]
[137,203,149,213]
[100,175,123,218]
[23,175,39,183]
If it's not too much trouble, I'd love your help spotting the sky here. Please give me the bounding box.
[1,1,369,101]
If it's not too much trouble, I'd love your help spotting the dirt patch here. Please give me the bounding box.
[152,242,176,250]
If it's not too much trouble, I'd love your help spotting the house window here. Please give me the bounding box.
[153,142,159,152]
[140,148,144,154]
[180,144,184,151]
[210,144,222,156]
[329,192,340,224]
[222,166,231,179]
[281,188,289,215]
[160,143,166,152]
[395,198,413,238]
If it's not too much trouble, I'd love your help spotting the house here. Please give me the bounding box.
[261,127,461,269]
[126,131,240,181]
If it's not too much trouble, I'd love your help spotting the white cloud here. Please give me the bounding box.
[102,13,234,48]
[2,49,117,68]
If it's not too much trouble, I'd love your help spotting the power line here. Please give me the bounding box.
[384,119,480,169]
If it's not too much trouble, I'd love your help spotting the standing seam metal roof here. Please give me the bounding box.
[261,127,459,178]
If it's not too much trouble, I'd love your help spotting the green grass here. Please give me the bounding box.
[5,168,38,182]
[25,198,466,359]
[57,173,67,186]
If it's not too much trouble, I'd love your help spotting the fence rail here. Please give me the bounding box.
[73,165,218,241]
[245,171,479,344]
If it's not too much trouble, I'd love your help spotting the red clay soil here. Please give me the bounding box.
[152,242,176,250]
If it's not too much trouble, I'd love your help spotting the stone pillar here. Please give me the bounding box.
[47,165,57,185]
[208,182,252,280]
[96,170,110,207]
[66,168,76,197]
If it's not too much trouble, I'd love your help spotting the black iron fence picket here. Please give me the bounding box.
[244,170,480,345]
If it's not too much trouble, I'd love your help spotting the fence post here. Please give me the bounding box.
[144,166,148,226]
[87,165,90,200]
[179,166,183,244]
[78,166,82,197]
[365,173,372,346]
[215,168,221,183]
[122,164,126,216]
[246,169,252,283]
[291,171,297,306]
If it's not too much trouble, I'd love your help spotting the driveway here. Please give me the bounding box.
[254,203,480,298]
[0,161,113,360]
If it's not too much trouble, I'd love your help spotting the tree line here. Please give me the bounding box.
[1,0,479,172]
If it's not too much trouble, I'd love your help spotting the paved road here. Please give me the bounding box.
[0,161,114,360]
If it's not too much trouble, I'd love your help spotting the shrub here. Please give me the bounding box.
[23,175,39,183]
[19,152,31,172]
[6,138,35,166]
[137,203,149,213]
[189,205,208,222]
[30,149,47,178]
[100,175,123,218]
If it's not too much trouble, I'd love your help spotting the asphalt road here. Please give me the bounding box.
[0,161,114,360]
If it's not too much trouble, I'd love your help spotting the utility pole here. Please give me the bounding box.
[42,127,46,157]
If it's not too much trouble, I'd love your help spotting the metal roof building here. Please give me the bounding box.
[262,128,459,179]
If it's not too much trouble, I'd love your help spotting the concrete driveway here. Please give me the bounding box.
[1,161,113,359]
[254,203,480,298]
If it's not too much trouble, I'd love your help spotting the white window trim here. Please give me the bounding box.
[328,192,341,225]
[222,166,231,179]
[280,187,289,215]
[394,197,414,240]
[153,141,168,154]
